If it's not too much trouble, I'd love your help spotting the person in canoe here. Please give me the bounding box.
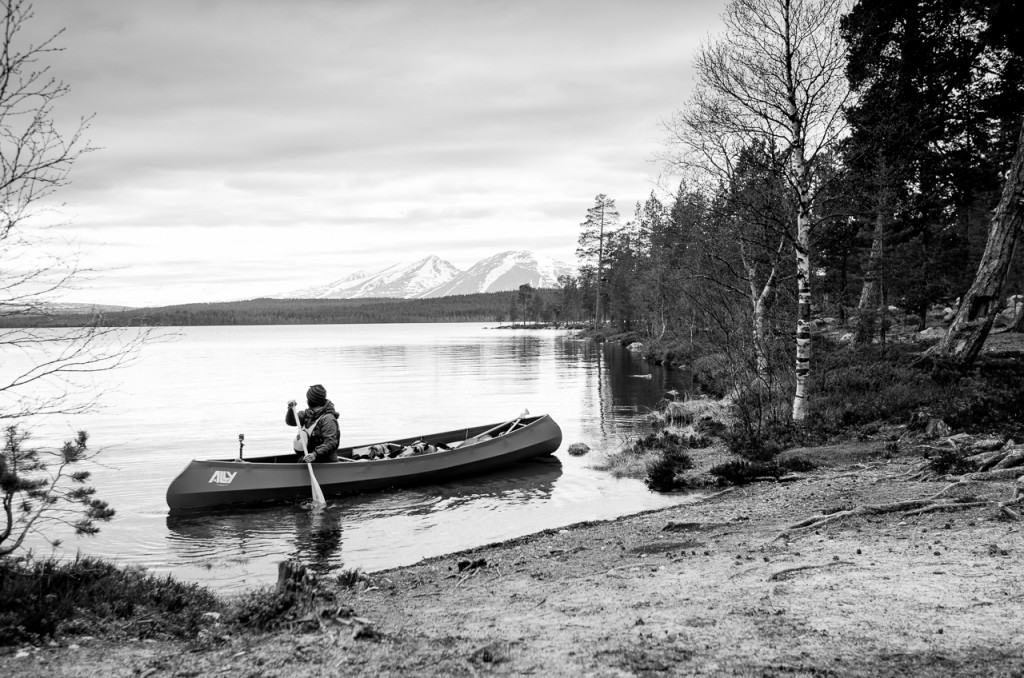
[286,384,341,463]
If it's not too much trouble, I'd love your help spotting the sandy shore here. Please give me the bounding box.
[3,441,1023,677]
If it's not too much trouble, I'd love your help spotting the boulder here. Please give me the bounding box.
[918,327,946,341]
[567,442,590,457]
[626,341,644,351]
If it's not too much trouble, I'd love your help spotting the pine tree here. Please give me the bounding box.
[576,194,620,326]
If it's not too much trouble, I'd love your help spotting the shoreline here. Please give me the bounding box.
[5,440,1022,677]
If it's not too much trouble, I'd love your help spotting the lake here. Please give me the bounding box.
[18,323,694,591]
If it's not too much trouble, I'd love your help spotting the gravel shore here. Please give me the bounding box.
[4,441,1023,677]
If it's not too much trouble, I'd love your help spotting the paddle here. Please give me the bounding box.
[472,409,529,441]
[292,405,327,508]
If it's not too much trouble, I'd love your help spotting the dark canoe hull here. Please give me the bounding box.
[166,414,562,511]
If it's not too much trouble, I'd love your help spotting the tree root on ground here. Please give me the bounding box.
[903,439,1024,482]
[774,476,1024,542]
[768,560,857,582]
[906,465,1024,483]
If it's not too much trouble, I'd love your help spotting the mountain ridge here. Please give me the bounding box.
[279,250,573,300]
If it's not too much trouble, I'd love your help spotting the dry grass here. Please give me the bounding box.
[647,396,737,428]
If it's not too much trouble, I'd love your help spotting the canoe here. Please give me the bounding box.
[166,413,562,510]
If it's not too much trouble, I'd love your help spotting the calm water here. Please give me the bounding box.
[19,323,693,591]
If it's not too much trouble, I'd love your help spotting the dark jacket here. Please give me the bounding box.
[286,399,340,462]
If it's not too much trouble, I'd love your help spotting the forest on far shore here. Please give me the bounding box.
[0,288,564,328]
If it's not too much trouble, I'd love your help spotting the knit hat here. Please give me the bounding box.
[306,384,327,408]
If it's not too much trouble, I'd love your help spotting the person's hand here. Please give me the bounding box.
[287,399,297,409]
[302,453,316,463]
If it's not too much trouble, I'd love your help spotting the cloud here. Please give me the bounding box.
[22,0,724,306]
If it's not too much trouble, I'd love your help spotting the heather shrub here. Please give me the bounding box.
[807,344,1024,438]
[644,449,694,492]
[0,555,219,644]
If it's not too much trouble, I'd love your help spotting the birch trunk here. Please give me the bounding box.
[741,240,779,387]
[935,121,1024,367]
[793,205,813,421]
[789,103,813,421]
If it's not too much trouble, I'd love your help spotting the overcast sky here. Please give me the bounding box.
[25,0,723,307]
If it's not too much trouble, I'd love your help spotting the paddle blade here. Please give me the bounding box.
[307,462,327,507]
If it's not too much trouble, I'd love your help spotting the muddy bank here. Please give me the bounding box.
[3,442,1023,677]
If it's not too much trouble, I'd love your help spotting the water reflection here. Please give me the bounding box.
[11,324,697,591]
[291,509,344,575]
[165,458,562,580]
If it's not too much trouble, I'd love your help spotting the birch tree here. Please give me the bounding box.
[667,0,850,421]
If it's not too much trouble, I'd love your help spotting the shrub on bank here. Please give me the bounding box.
[640,338,694,368]
[597,398,741,489]
[806,343,943,433]
[710,455,814,485]
[645,449,694,492]
[0,555,220,644]
[649,397,734,430]
[691,353,732,398]
[721,421,797,462]
[596,428,702,492]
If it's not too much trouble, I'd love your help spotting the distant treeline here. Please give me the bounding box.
[0,290,565,328]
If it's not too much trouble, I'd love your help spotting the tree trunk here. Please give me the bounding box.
[792,147,813,422]
[793,215,812,421]
[857,211,885,343]
[858,165,892,307]
[936,121,1024,367]
[594,218,605,326]
[742,240,778,387]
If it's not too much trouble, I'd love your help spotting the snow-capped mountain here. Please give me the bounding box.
[280,255,460,299]
[276,250,573,300]
[419,251,573,298]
